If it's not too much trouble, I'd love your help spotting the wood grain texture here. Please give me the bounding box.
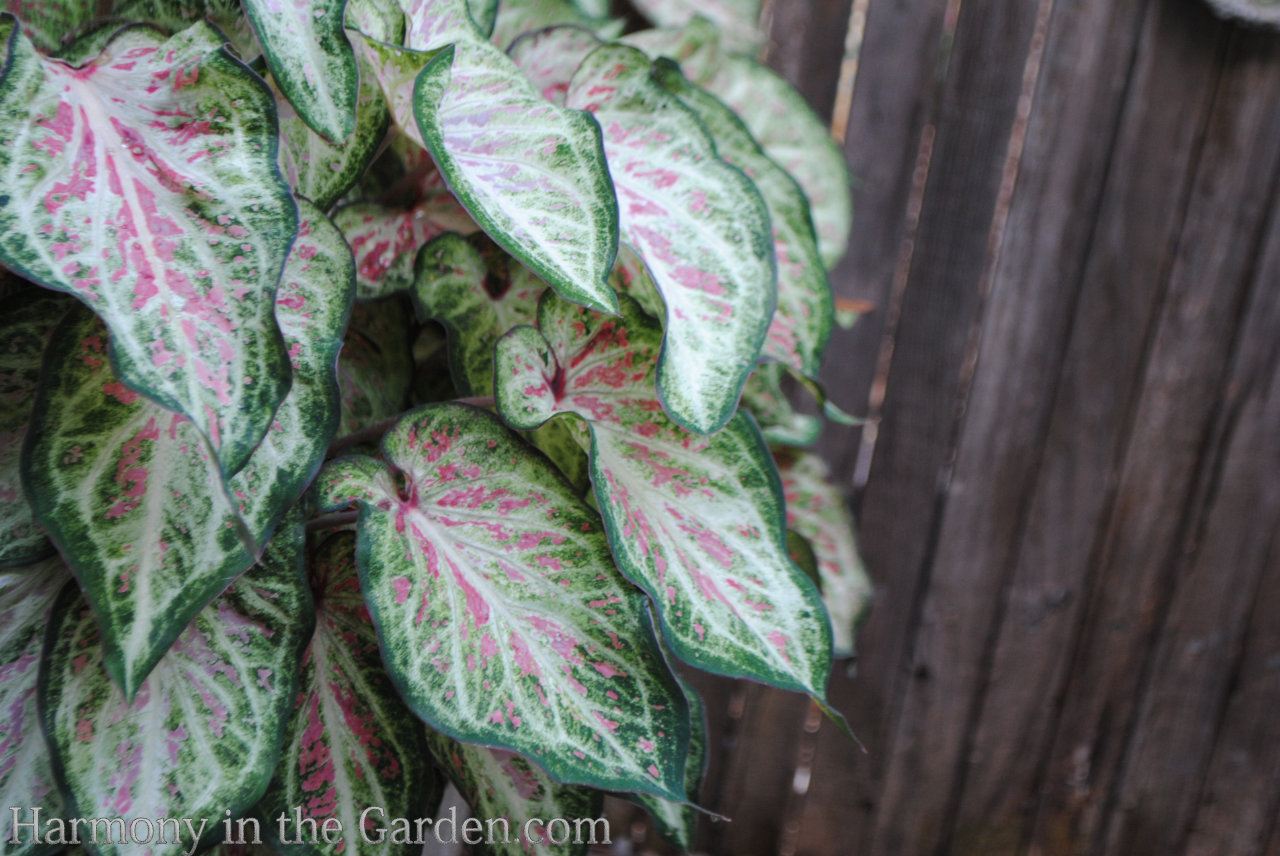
[764,0,854,123]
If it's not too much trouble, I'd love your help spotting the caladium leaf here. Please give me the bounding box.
[411,232,543,397]
[349,33,440,149]
[273,57,391,212]
[257,532,443,856]
[22,201,352,696]
[565,44,775,434]
[111,0,261,61]
[468,0,499,37]
[740,363,820,448]
[2,0,95,54]
[494,293,835,698]
[571,0,610,17]
[506,24,602,107]
[426,729,604,856]
[655,62,833,378]
[39,513,313,856]
[628,675,706,850]
[313,404,691,800]
[413,39,620,314]
[0,557,71,856]
[337,298,414,435]
[629,0,762,55]
[334,170,476,301]
[775,450,871,656]
[0,289,67,567]
[245,0,359,143]
[0,19,298,476]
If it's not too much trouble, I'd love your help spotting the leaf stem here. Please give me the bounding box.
[306,511,360,532]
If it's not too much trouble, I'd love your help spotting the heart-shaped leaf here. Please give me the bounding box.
[565,44,775,434]
[506,25,602,107]
[22,201,353,696]
[314,403,690,800]
[410,233,589,490]
[426,729,605,856]
[494,293,835,698]
[0,556,71,856]
[334,168,476,301]
[257,532,444,856]
[775,450,871,656]
[246,0,359,143]
[0,18,298,475]
[39,513,313,856]
[0,289,67,567]
[655,62,833,378]
[110,0,262,61]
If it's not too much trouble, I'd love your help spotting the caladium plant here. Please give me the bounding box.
[0,0,870,853]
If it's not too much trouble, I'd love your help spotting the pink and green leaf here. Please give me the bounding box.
[410,233,589,490]
[337,298,414,435]
[334,168,476,301]
[0,557,71,856]
[1,0,96,54]
[655,62,832,378]
[21,202,352,696]
[497,4,619,55]
[273,55,391,212]
[628,675,706,850]
[468,0,499,37]
[110,0,262,61]
[426,730,604,856]
[775,450,871,656]
[245,0,359,143]
[740,362,820,448]
[0,289,67,567]
[313,404,691,800]
[39,514,313,856]
[565,44,775,434]
[506,25,602,107]
[494,293,835,698]
[257,532,444,856]
[0,19,298,476]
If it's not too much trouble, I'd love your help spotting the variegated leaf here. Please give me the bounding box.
[334,168,476,300]
[273,55,391,211]
[245,0,359,143]
[1,0,95,54]
[775,449,871,656]
[607,244,664,321]
[740,362,820,448]
[337,298,414,435]
[39,514,313,856]
[655,62,832,378]
[411,232,544,397]
[0,289,67,566]
[258,532,443,856]
[426,730,604,856]
[413,36,620,314]
[566,44,775,434]
[468,0,499,37]
[0,557,71,856]
[22,202,352,696]
[348,34,440,148]
[313,404,690,800]
[410,233,589,490]
[626,21,851,268]
[571,0,610,17]
[629,0,762,54]
[628,674,706,850]
[507,25,602,107]
[494,293,835,697]
[110,0,261,61]
[0,19,298,476]
[497,3,617,54]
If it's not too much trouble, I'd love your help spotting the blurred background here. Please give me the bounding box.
[597,0,1280,853]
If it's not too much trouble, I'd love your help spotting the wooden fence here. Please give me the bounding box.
[607,0,1280,853]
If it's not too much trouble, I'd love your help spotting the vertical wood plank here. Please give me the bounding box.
[936,2,1228,852]
[763,0,855,123]
[1024,13,1280,854]
[1182,535,1280,856]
